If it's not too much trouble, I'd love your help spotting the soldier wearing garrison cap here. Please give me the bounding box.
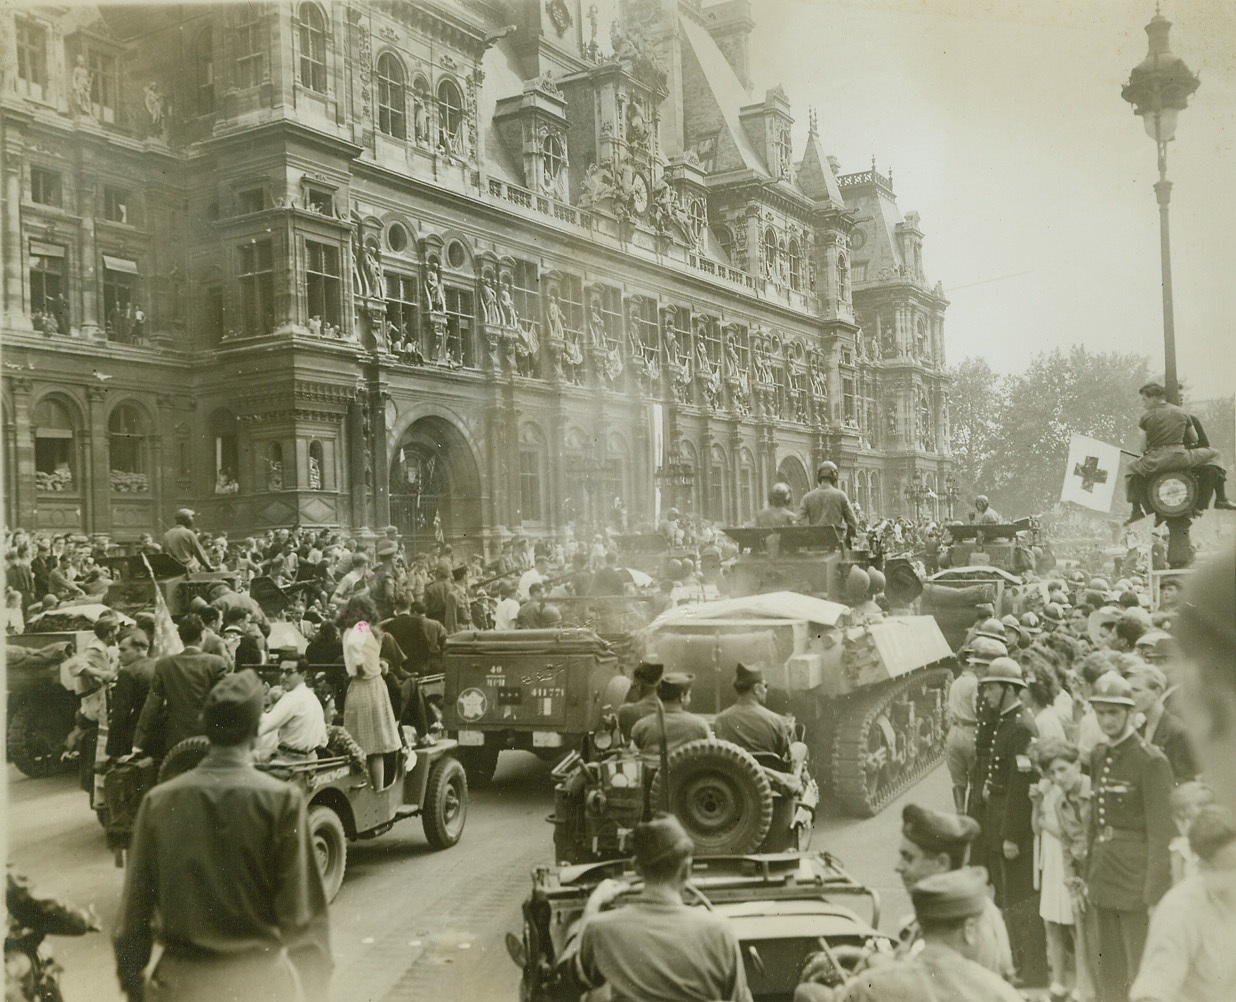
[969,658,1043,983]
[1085,671,1175,1002]
[893,804,1013,980]
[713,662,792,761]
[630,672,711,764]
[618,656,664,741]
[559,814,751,1002]
[115,670,333,1002]
[804,869,1021,1002]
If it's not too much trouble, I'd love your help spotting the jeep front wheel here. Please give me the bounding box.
[422,756,468,850]
[309,804,348,902]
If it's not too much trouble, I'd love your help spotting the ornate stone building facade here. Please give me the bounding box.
[1,0,951,548]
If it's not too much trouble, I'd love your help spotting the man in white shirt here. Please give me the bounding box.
[494,581,521,631]
[517,555,549,602]
[258,658,328,761]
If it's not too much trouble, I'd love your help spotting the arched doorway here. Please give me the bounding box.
[389,416,483,552]
[777,455,810,504]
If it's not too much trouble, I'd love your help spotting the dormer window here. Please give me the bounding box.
[775,126,792,177]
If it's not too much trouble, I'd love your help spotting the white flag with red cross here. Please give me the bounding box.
[1061,435,1123,512]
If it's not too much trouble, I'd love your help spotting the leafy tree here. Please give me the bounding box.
[948,347,1151,517]
[1189,396,1235,478]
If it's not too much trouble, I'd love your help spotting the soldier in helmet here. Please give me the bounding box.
[1085,671,1174,1002]
[796,461,858,549]
[755,482,798,528]
[971,657,1043,984]
[974,495,1002,525]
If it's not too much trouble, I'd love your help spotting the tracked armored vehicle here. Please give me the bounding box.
[643,590,952,817]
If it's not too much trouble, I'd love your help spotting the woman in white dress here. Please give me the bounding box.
[338,596,402,790]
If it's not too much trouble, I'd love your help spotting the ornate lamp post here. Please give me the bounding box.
[1121,9,1199,406]
[943,475,961,520]
[903,473,930,521]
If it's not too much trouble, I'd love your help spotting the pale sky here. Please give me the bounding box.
[743,0,1236,398]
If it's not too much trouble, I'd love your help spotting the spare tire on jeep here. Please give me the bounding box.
[648,738,774,854]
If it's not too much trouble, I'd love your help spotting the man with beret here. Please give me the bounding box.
[713,663,792,761]
[804,869,1021,1002]
[894,803,1013,979]
[1086,671,1175,1002]
[558,814,751,1002]
[115,670,332,1002]
[630,673,711,764]
[969,657,1043,983]
[618,657,665,741]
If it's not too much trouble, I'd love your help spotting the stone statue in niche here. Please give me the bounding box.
[481,277,500,325]
[413,85,430,145]
[267,458,284,492]
[587,297,606,350]
[546,292,566,343]
[144,82,165,133]
[752,338,774,386]
[499,279,519,328]
[425,261,447,314]
[363,245,384,298]
[308,455,323,490]
[71,56,94,116]
[626,319,657,392]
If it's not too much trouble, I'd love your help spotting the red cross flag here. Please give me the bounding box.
[1060,435,1123,512]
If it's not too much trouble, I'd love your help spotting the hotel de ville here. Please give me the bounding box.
[1,0,952,551]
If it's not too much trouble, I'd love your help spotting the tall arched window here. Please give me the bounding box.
[837,253,850,302]
[108,404,149,493]
[308,440,324,490]
[787,238,803,290]
[267,442,285,491]
[436,78,463,151]
[298,4,327,92]
[209,409,239,493]
[762,228,778,280]
[32,397,77,493]
[194,27,214,115]
[715,224,735,263]
[376,52,406,139]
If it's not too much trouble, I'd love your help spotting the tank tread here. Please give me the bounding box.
[830,666,952,818]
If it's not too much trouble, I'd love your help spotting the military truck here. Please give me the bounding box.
[939,520,1039,574]
[643,591,953,817]
[919,566,1032,652]
[102,553,237,618]
[441,629,626,786]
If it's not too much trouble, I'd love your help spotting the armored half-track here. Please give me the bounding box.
[643,591,953,817]
[940,521,1038,575]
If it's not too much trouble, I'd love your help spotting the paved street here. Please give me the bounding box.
[7,754,948,1002]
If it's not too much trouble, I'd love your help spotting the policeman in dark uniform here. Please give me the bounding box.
[970,657,1042,983]
[754,483,798,528]
[1085,671,1174,1002]
[617,656,664,742]
[713,663,791,761]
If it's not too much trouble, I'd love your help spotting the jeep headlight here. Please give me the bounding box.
[593,728,613,751]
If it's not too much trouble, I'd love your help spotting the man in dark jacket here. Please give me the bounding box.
[131,615,230,756]
[107,630,157,758]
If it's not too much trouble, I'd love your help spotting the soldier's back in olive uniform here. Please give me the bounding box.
[713,700,790,759]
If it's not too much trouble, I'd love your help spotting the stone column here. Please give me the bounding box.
[8,378,35,524]
[371,387,391,528]
[77,177,101,337]
[85,386,111,536]
[2,145,26,331]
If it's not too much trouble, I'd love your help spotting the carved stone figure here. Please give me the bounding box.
[413,86,430,144]
[499,279,519,328]
[363,245,384,299]
[425,262,447,313]
[546,293,566,343]
[144,82,164,129]
[578,161,616,209]
[587,297,606,349]
[71,56,94,116]
[308,455,322,490]
[481,278,500,325]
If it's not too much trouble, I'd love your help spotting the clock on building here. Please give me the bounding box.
[630,172,650,216]
[849,228,867,250]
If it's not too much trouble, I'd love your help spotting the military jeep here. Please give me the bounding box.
[507,851,893,1002]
